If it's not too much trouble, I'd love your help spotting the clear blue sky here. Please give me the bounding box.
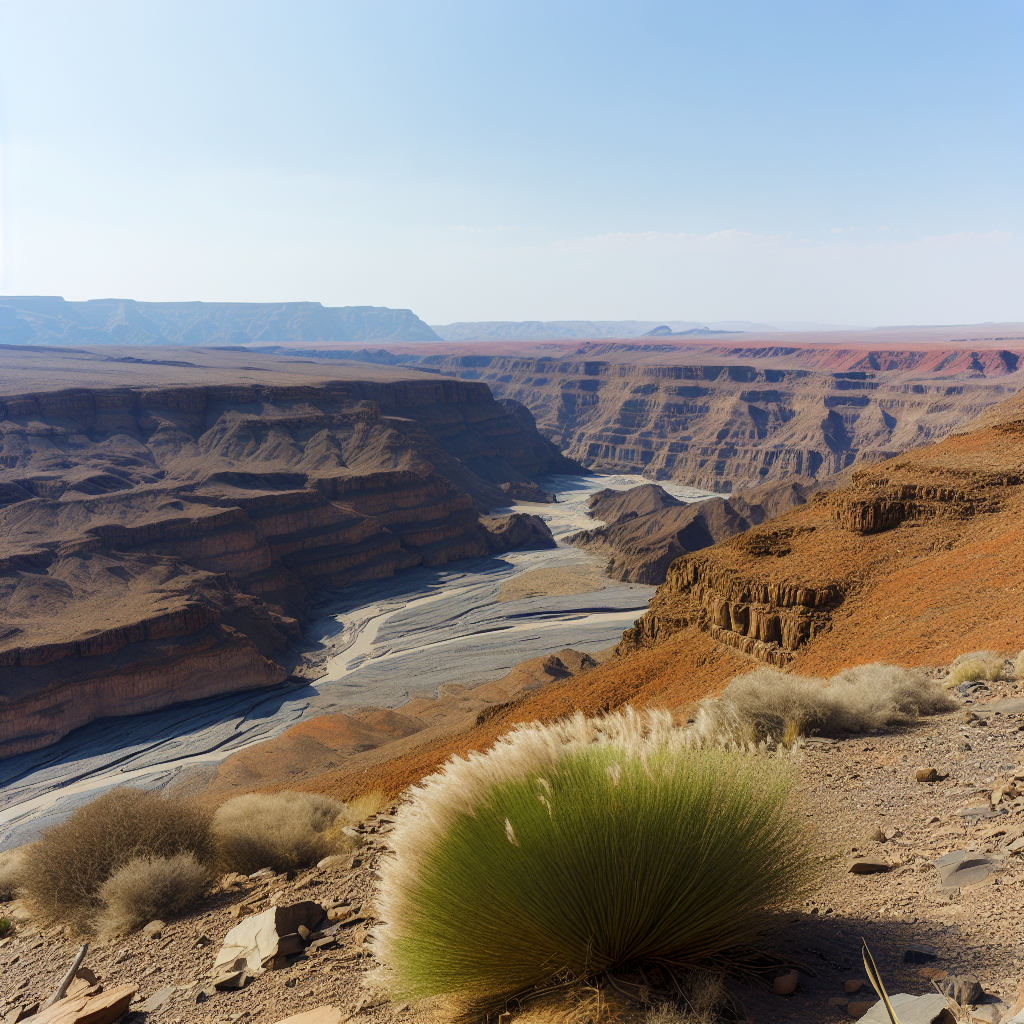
[1,0,1021,325]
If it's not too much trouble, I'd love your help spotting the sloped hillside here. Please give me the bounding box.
[619,389,1024,672]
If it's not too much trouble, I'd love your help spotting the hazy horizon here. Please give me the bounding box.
[1,0,1021,325]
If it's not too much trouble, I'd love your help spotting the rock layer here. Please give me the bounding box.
[618,390,1024,670]
[420,351,1020,491]
[0,363,572,755]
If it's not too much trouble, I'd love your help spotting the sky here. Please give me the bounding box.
[0,0,1021,326]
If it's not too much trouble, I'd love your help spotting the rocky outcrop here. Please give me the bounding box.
[566,485,754,584]
[0,370,573,755]
[617,390,1024,670]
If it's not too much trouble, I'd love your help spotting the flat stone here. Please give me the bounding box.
[273,1008,345,1024]
[859,992,956,1023]
[138,985,177,1013]
[933,850,997,889]
[984,697,1024,714]
[215,901,324,975]
[904,942,939,963]
[848,856,891,874]
[30,985,138,1024]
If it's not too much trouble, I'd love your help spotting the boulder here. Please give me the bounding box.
[937,975,984,1006]
[30,985,137,1024]
[214,901,324,975]
[858,992,956,1023]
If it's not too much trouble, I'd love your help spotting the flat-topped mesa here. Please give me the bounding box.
[0,362,572,755]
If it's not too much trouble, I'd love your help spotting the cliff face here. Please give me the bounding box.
[0,372,572,755]
[420,353,1019,492]
[618,391,1024,672]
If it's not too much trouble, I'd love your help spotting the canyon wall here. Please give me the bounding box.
[0,362,572,755]
[618,390,1024,673]
[418,351,1020,492]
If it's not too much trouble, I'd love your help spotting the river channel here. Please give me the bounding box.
[0,474,720,849]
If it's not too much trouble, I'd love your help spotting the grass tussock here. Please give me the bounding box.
[95,853,212,937]
[212,791,358,874]
[692,663,957,745]
[1013,650,1024,681]
[19,787,215,933]
[947,651,1006,687]
[374,707,818,1013]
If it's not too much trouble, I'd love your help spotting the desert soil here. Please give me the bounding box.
[2,673,1022,1024]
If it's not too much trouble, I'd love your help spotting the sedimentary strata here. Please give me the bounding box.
[619,391,1024,670]
[0,354,572,755]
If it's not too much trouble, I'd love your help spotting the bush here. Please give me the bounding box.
[374,708,818,1012]
[95,853,212,937]
[212,791,357,874]
[0,846,28,901]
[0,917,11,938]
[948,652,1004,687]
[692,663,958,745]
[1013,650,1024,681]
[19,787,215,932]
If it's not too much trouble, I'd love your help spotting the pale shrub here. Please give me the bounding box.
[19,788,215,932]
[95,853,212,936]
[692,663,957,745]
[213,791,357,874]
[0,846,29,901]
[374,708,818,1013]
[948,651,1004,687]
[1013,650,1024,680]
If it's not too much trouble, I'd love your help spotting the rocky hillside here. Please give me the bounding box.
[618,389,1024,671]
[420,350,1021,491]
[0,297,440,346]
[0,350,573,756]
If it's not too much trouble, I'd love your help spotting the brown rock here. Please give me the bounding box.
[848,1000,878,1018]
[845,980,866,994]
[847,856,891,874]
[773,970,798,995]
[917,767,939,783]
[273,1009,345,1024]
[30,985,137,1024]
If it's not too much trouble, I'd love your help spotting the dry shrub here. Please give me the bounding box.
[213,791,357,874]
[18,787,214,932]
[95,853,212,937]
[0,846,30,901]
[692,663,957,745]
[1013,650,1024,680]
[948,651,1005,687]
[374,708,818,1013]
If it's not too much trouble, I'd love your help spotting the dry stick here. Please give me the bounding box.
[43,942,88,1008]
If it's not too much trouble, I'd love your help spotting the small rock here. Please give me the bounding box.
[296,925,311,941]
[213,970,248,991]
[848,1000,877,1018]
[918,968,948,981]
[848,856,891,874]
[868,828,887,843]
[194,934,213,947]
[937,975,984,1006]
[904,942,939,963]
[774,970,798,995]
[845,980,865,994]
[195,987,217,1003]
[917,768,939,783]
[142,919,166,939]
[249,868,276,879]
[273,1008,345,1024]
[139,985,177,1013]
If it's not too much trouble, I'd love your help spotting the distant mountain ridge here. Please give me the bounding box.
[0,296,440,346]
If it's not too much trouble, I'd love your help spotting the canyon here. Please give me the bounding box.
[0,347,573,756]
